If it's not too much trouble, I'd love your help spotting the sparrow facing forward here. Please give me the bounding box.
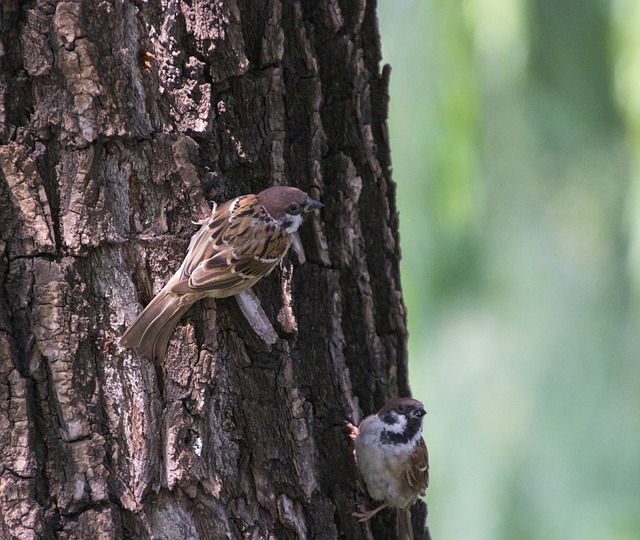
[349,397,429,540]
[120,186,323,362]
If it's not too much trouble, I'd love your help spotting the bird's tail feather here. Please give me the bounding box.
[397,508,414,540]
[120,288,192,362]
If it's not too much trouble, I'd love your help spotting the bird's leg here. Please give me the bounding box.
[353,502,390,523]
[355,475,368,495]
[235,290,278,345]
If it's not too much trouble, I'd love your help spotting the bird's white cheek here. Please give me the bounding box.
[285,214,304,233]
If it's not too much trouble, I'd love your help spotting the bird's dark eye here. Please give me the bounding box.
[287,203,302,215]
[398,404,406,413]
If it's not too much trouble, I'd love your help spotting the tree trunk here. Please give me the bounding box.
[0,0,426,538]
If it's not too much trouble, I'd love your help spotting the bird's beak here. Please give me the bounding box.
[304,197,324,212]
[415,408,427,418]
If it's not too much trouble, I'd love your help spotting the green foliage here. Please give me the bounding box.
[378,0,640,538]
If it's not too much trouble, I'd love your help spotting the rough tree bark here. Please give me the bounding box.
[0,0,427,538]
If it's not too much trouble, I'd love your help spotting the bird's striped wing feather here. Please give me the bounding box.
[170,195,289,295]
[405,437,429,495]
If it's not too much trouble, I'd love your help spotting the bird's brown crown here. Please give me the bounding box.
[377,397,425,417]
[257,186,310,220]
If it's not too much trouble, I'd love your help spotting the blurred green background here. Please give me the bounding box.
[378,0,640,538]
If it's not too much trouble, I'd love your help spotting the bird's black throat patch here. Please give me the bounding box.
[380,413,422,446]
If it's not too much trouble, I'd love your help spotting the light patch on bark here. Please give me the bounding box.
[278,494,308,539]
[235,290,278,345]
[278,262,298,334]
[0,143,56,256]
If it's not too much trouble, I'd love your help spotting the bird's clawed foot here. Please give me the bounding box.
[345,421,360,441]
[352,502,389,523]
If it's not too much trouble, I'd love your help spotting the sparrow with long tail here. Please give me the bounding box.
[120,186,323,362]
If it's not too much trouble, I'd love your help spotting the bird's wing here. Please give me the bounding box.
[171,196,289,295]
[405,437,429,495]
